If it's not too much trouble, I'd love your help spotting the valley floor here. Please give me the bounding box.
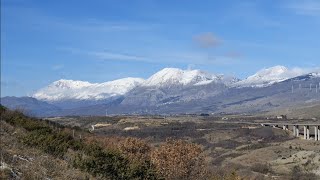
[2,110,320,179]
[49,115,320,179]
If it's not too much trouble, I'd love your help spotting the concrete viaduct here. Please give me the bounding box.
[261,123,320,141]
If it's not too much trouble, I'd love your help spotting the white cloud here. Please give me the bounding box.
[59,46,243,66]
[287,0,320,16]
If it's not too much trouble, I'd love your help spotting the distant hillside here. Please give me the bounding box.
[0,96,61,116]
[266,104,320,119]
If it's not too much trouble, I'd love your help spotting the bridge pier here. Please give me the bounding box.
[262,123,319,141]
[315,126,318,141]
[317,126,320,141]
[304,126,307,139]
[318,126,320,141]
[296,125,300,137]
[283,125,288,130]
[261,123,320,141]
[304,125,310,140]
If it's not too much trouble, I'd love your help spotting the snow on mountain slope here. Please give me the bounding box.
[33,68,240,102]
[234,66,306,87]
[142,68,224,87]
[33,78,145,101]
[311,72,320,77]
[33,66,314,102]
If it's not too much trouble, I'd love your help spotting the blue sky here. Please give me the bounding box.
[1,0,320,96]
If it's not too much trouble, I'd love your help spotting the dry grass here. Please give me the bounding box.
[0,121,93,179]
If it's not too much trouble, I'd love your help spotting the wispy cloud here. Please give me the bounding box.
[52,64,64,71]
[287,0,320,16]
[283,67,315,77]
[192,32,243,62]
[53,19,155,33]
[193,32,222,48]
[3,6,155,33]
[294,67,320,74]
[59,47,154,63]
[224,51,244,59]
[223,1,282,28]
[89,51,147,62]
[60,47,242,66]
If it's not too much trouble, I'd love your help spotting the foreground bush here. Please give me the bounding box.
[151,139,206,180]
[73,141,158,179]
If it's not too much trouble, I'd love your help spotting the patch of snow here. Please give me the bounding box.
[194,80,214,86]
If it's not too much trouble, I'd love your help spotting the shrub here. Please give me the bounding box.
[291,166,318,180]
[210,168,242,180]
[151,139,206,180]
[74,141,157,180]
[118,137,157,179]
[22,128,78,157]
[118,137,151,161]
[251,163,272,174]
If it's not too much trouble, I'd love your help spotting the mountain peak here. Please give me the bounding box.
[235,65,295,87]
[142,68,219,87]
[261,65,288,75]
[252,65,288,77]
[33,78,144,101]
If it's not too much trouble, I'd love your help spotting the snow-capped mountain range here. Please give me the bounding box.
[2,65,320,117]
[32,65,317,102]
[33,68,231,101]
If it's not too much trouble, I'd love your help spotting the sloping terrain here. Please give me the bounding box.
[266,104,320,119]
[0,96,61,117]
[0,116,91,179]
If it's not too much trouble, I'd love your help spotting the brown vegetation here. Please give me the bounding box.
[151,139,206,180]
[2,105,318,179]
[1,106,221,179]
